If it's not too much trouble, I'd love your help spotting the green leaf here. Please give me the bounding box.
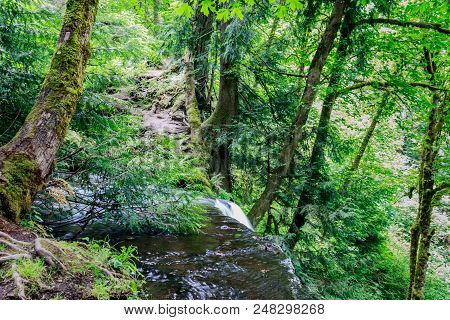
[216,8,230,21]
[175,2,194,18]
[231,6,244,20]
[286,0,303,10]
[200,0,214,15]
[276,5,288,18]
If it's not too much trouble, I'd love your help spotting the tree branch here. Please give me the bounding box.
[432,182,450,196]
[355,18,450,35]
[338,80,447,95]
[261,63,307,78]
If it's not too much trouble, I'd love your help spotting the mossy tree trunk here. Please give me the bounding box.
[0,0,99,222]
[248,0,348,225]
[184,50,203,145]
[350,102,383,172]
[201,20,239,193]
[408,93,446,300]
[189,3,213,117]
[407,49,447,300]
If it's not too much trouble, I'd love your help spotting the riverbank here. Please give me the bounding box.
[0,217,140,299]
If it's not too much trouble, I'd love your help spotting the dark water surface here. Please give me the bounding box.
[117,210,309,300]
[44,199,310,300]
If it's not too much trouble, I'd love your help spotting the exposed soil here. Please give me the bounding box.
[142,107,189,135]
[111,63,192,148]
[0,217,36,243]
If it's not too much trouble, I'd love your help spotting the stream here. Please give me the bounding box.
[43,198,310,299]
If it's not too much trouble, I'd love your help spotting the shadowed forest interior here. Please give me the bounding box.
[0,0,448,300]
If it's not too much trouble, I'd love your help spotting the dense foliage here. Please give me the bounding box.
[0,0,448,300]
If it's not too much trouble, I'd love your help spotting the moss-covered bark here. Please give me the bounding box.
[408,96,443,299]
[189,3,213,115]
[0,153,42,222]
[201,20,239,192]
[184,50,203,144]
[0,0,99,222]
[350,102,383,172]
[407,48,447,300]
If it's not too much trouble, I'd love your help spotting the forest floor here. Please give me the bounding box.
[0,216,140,299]
[111,63,193,149]
[0,216,91,299]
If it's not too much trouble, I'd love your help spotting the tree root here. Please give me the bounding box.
[12,263,27,300]
[73,244,123,279]
[1,231,128,299]
[34,238,66,270]
[0,233,68,299]
[0,233,66,270]
[75,241,90,249]
[0,231,32,246]
[40,238,66,255]
[0,253,32,264]
[0,239,29,254]
[97,265,123,279]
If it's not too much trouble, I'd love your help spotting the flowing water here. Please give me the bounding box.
[44,198,310,299]
[116,200,309,299]
[210,199,254,231]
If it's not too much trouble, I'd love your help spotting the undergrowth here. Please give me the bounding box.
[0,232,141,300]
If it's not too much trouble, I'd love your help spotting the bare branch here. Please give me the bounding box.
[338,81,447,95]
[355,18,450,35]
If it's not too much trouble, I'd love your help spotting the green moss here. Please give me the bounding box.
[182,167,213,193]
[172,93,185,110]
[90,279,111,300]
[186,100,202,130]
[21,0,99,142]
[0,153,41,222]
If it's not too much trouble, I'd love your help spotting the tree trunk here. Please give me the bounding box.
[153,0,160,24]
[289,92,385,247]
[248,0,348,225]
[264,209,273,234]
[184,50,202,145]
[408,93,445,299]
[287,9,354,245]
[0,0,99,222]
[189,3,213,116]
[408,48,446,299]
[201,21,239,193]
[350,98,385,173]
[340,95,387,190]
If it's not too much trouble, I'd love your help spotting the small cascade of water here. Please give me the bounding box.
[213,199,254,231]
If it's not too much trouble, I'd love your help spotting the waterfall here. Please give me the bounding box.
[213,199,254,231]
